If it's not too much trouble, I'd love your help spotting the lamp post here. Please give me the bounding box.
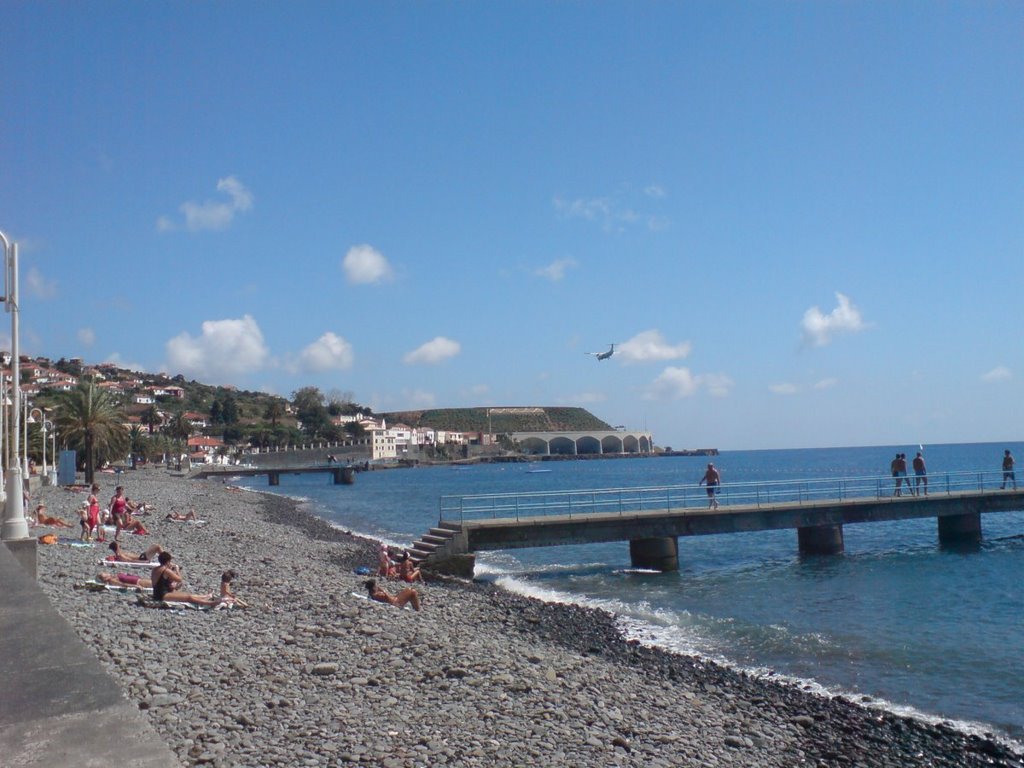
[43,419,54,485]
[0,229,25,541]
[26,407,43,482]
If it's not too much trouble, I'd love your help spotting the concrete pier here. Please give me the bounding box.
[629,536,679,571]
[937,511,982,544]
[797,524,845,555]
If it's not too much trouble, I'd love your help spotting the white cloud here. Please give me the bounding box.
[77,327,96,347]
[553,191,667,232]
[24,267,56,299]
[535,257,577,282]
[298,332,354,373]
[618,330,691,364]
[703,373,734,398]
[770,383,799,395]
[644,184,666,198]
[645,367,733,400]
[165,314,269,381]
[343,244,393,285]
[645,367,699,400]
[800,292,867,347]
[814,377,838,390]
[103,352,147,372]
[159,176,253,233]
[982,366,1012,383]
[403,336,461,365]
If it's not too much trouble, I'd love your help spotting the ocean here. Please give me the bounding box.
[236,441,1024,744]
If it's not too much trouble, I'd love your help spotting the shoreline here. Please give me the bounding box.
[31,470,1024,767]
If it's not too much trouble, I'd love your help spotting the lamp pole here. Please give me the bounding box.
[27,407,43,481]
[0,229,25,541]
[42,419,52,484]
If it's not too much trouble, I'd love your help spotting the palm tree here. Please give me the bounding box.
[54,380,128,484]
[167,412,193,470]
[140,405,161,434]
[128,424,146,469]
[263,400,284,426]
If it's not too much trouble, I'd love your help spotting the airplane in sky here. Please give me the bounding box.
[585,343,615,361]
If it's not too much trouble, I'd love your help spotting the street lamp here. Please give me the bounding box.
[0,229,25,541]
[26,407,44,481]
[44,419,55,485]
[25,405,42,479]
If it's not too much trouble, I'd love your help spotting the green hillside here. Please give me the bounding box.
[381,407,612,433]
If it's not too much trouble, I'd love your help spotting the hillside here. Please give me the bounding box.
[380,406,612,434]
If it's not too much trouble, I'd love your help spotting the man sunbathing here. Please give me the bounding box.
[106,541,163,563]
[165,510,198,522]
[364,579,421,611]
[35,503,73,528]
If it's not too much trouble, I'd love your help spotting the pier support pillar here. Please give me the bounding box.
[629,537,679,572]
[268,471,280,486]
[332,467,355,485]
[798,524,844,555]
[938,512,981,545]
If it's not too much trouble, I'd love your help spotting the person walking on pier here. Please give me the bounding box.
[891,453,903,496]
[699,463,721,509]
[912,452,927,496]
[1001,449,1016,490]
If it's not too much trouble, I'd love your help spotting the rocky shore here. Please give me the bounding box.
[32,469,1023,767]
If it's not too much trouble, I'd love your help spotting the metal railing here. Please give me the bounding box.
[438,469,1019,523]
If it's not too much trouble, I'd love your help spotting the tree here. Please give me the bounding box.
[221,393,240,425]
[140,405,161,434]
[54,380,129,484]
[167,413,193,471]
[291,386,330,438]
[263,400,285,426]
[128,425,146,469]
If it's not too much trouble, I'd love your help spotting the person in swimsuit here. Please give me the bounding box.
[109,486,129,538]
[397,552,423,583]
[891,453,903,496]
[912,452,928,496]
[699,463,721,509]
[34,503,73,528]
[165,510,198,522]
[364,579,421,611]
[87,485,104,541]
[150,552,219,606]
[1001,450,1016,490]
[106,540,163,563]
[96,571,153,589]
[377,543,397,578]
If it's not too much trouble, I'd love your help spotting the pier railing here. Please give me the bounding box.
[438,469,1017,523]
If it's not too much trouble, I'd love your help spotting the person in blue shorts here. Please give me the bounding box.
[699,463,721,509]
[912,452,927,496]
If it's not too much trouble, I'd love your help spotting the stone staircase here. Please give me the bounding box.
[408,523,461,563]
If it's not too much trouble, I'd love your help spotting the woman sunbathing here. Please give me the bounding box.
[397,552,423,583]
[106,541,163,563]
[96,571,153,589]
[216,570,247,608]
[364,579,421,611]
[35,504,73,528]
[151,551,220,607]
[165,510,198,522]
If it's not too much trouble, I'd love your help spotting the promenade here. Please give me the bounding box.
[0,543,179,767]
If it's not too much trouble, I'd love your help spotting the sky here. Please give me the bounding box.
[1,2,1022,450]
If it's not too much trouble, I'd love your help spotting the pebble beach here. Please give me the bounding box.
[30,469,1024,768]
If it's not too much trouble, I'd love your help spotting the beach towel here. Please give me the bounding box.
[101,525,148,536]
[97,558,160,569]
[134,594,238,611]
[166,518,208,525]
[76,579,153,595]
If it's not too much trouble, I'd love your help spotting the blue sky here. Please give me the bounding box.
[2,3,1022,450]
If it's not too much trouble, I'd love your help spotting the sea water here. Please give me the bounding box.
[236,441,1024,742]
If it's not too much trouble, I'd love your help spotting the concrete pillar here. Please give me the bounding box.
[629,536,679,571]
[268,471,280,486]
[938,512,981,545]
[798,524,844,555]
[333,467,355,485]
[3,538,37,579]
